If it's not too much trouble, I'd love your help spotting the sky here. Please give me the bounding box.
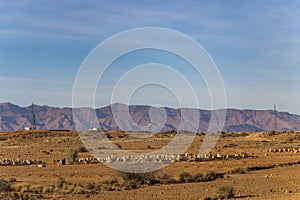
[0,0,300,113]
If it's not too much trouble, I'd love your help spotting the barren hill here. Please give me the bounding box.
[0,102,299,132]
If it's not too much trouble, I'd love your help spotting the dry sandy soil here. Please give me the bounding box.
[0,130,300,199]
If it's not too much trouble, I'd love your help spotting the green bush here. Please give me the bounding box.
[66,149,78,164]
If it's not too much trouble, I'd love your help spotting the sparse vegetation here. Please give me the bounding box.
[0,170,226,198]
[102,178,121,191]
[119,171,158,189]
[204,185,235,200]
[54,178,92,194]
[8,178,17,183]
[196,132,206,136]
[0,179,13,192]
[56,178,66,189]
[267,130,278,136]
[85,182,95,190]
[220,131,226,138]
[1,130,300,199]
[41,150,50,154]
[66,149,78,164]
[225,132,249,137]
[179,172,193,183]
[179,171,222,183]
[223,143,238,148]
[228,167,247,174]
[216,185,235,199]
[284,133,300,143]
[157,174,176,184]
[202,171,223,182]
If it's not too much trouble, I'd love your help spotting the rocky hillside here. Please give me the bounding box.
[0,102,299,132]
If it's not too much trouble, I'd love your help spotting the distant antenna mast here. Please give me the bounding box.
[274,104,277,131]
[31,103,36,130]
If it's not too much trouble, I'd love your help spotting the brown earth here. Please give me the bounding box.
[0,130,300,199]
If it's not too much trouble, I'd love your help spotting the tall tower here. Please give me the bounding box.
[31,103,36,130]
[274,104,277,131]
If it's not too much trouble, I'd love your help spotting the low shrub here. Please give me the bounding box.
[157,174,176,184]
[223,143,238,148]
[19,184,30,193]
[216,185,234,199]
[85,182,95,190]
[66,149,78,164]
[267,130,278,136]
[56,178,67,189]
[179,172,193,183]
[228,167,246,174]
[42,185,55,193]
[193,173,204,182]
[0,179,13,192]
[29,185,43,194]
[202,171,221,182]
[203,185,235,200]
[120,171,157,189]
[73,186,86,194]
[8,178,17,183]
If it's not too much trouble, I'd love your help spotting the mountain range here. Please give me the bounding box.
[0,102,299,132]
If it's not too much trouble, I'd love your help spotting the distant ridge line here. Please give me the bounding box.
[0,102,299,133]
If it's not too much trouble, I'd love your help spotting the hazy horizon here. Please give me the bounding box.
[1,101,296,115]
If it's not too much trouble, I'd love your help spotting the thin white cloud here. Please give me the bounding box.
[1,1,300,113]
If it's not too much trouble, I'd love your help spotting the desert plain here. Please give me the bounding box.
[0,130,300,199]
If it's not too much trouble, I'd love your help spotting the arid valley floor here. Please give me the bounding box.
[0,130,300,199]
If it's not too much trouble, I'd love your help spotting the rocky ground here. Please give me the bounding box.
[0,130,300,199]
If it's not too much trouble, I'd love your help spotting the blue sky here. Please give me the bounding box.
[0,0,300,113]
